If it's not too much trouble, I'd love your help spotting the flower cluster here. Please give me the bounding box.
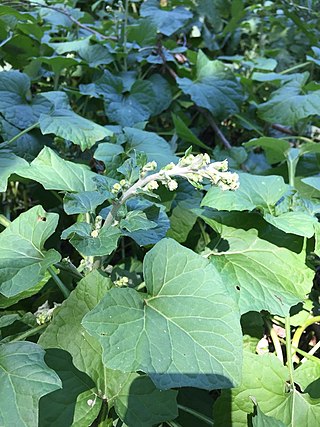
[35,301,60,325]
[141,153,239,193]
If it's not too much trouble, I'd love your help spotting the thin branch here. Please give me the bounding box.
[271,124,295,135]
[200,109,232,150]
[22,0,117,41]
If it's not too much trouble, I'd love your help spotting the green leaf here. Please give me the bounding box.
[201,218,313,315]
[17,147,98,191]
[302,176,320,193]
[140,0,192,36]
[202,173,288,212]
[39,270,178,426]
[124,127,178,168]
[63,191,108,215]
[80,71,171,127]
[294,360,320,399]
[213,351,320,427]
[120,210,157,232]
[258,73,320,126]
[94,142,124,166]
[201,173,317,237]
[82,238,242,390]
[172,114,208,149]
[0,205,60,298]
[121,199,170,246]
[0,341,61,427]
[39,349,99,427]
[39,109,112,151]
[244,137,291,164]
[0,70,51,129]
[0,150,29,192]
[61,223,121,256]
[177,51,244,119]
[252,404,287,427]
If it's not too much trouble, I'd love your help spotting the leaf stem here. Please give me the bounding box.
[291,315,320,358]
[279,337,320,365]
[285,316,295,389]
[48,266,70,298]
[122,0,129,71]
[5,122,39,145]
[267,321,284,364]
[9,324,47,342]
[279,61,310,75]
[0,214,11,228]
[200,109,232,150]
[177,404,212,426]
[301,339,320,363]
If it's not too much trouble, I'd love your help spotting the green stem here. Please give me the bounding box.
[48,266,70,298]
[9,324,47,342]
[122,0,129,71]
[0,214,11,228]
[177,404,212,426]
[53,72,60,90]
[285,316,295,389]
[85,213,95,270]
[301,339,320,363]
[6,122,39,145]
[279,337,320,365]
[266,320,284,364]
[279,61,310,75]
[291,316,320,357]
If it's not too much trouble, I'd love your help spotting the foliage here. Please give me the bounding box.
[0,0,320,426]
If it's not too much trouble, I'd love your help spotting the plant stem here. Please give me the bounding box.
[48,266,70,298]
[291,315,320,357]
[301,339,320,363]
[122,0,129,71]
[279,337,320,365]
[279,61,310,75]
[285,316,295,389]
[177,404,212,426]
[0,214,11,228]
[200,109,232,150]
[9,324,47,342]
[6,122,39,145]
[268,322,284,364]
[97,400,108,427]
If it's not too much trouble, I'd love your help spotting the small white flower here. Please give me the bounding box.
[146,180,159,191]
[167,179,178,191]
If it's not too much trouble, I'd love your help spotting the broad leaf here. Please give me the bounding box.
[213,351,320,426]
[294,360,320,398]
[0,70,51,129]
[0,342,61,427]
[177,51,244,119]
[140,0,192,36]
[80,71,171,127]
[202,173,317,237]
[39,109,112,151]
[302,176,320,193]
[244,137,291,164]
[82,238,242,390]
[201,218,313,315]
[17,147,97,191]
[39,270,178,426]
[122,199,170,246]
[39,349,99,427]
[0,150,29,191]
[124,127,177,168]
[0,205,60,298]
[252,404,287,427]
[63,191,109,215]
[258,72,320,126]
[120,210,157,232]
[61,223,121,257]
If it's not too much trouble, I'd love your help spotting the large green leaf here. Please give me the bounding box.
[82,238,242,390]
[80,71,171,127]
[61,223,121,257]
[252,405,287,427]
[0,205,60,298]
[17,147,97,191]
[202,173,318,237]
[39,270,178,426]
[0,342,61,427]
[201,218,313,315]
[213,351,320,426]
[140,0,192,36]
[124,127,178,168]
[0,70,51,129]
[0,150,29,191]
[177,51,244,119]
[39,349,100,427]
[63,191,109,215]
[244,137,291,164]
[39,109,112,151]
[258,73,320,126]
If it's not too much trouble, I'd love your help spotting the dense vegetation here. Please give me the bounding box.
[0,0,320,425]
